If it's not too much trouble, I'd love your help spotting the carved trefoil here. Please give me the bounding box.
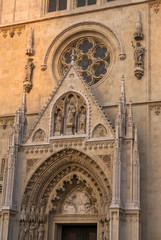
[52,92,87,136]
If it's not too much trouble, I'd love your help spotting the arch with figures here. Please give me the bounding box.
[19,148,111,240]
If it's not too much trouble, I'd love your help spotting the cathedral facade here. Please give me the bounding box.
[0,0,160,239]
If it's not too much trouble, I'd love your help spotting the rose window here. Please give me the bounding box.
[59,37,111,86]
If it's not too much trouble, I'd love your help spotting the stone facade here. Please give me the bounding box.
[0,0,160,239]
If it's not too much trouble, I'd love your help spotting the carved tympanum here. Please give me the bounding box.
[63,188,93,214]
[33,129,46,142]
[52,92,87,136]
[93,124,107,138]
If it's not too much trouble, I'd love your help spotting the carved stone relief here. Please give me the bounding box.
[52,92,87,136]
[23,58,34,92]
[26,159,39,174]
[1,26,25,39]
[93,124,107,138]
[63,188,93,214]
[150,1,161,13]
[150,105,161,115]
[132,41,146,79]
[33,129,46,142]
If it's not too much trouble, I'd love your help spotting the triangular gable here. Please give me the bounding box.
[24,64,115,144]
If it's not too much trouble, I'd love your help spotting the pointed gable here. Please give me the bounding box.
[24,64,114,144]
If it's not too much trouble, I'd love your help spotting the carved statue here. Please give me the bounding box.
[19,222,27,240]
[29,205,36,222]
[54,112,62,135]
[20,205,28,222]
[66,97,76,133]
[38,223,44,240]
[38,206,45,223]
[99,222,104,240]
[23,58,34,92]
[78,108,86,134]
[132,41,145,68]
[132,41,146,79]
[28,223,35,240]
[104,221,110,240]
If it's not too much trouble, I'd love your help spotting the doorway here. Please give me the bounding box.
[62,224,97,240]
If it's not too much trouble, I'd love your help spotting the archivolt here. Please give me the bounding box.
[22,149,111,215]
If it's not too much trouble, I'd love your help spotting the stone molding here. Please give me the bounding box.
[41,21,126,71]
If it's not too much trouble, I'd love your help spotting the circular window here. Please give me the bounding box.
[59,37,111,86]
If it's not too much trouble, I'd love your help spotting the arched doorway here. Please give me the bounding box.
[19,149,111,240]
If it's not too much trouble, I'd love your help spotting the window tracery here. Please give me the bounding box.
[52,92,87,136]
[59,37,110,86]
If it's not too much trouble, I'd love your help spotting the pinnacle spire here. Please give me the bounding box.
[120,75,126,103]
[128,100,133,120]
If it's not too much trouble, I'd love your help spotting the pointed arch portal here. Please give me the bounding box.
[20,149,111,239]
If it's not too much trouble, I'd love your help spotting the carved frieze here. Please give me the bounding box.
[0,118,14,129]
[0,26,25,39]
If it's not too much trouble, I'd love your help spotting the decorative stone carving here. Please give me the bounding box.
[26,28,34,56]
[53,92,87,136]
[29,205,36,223]
[150,1,160,13]
[151,105,161,115]
[66,96,76,134]
[19,222,28,240]
[33,129,46,142]
[1,26,25,39]
[38,223,44,240]
[134,11,143,40]
[63,189,93,214]
[20,205,28,222]
[23,58,34,92]
[26,159,39,174]
[132,41,146,79]
[28,222,36,240]
[54,111,62,136]
[104,221,110,240]
[93,124,107,138]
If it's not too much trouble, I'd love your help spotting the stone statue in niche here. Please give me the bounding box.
[63,189,93,214]
[38,224,44,240]
[132,41,146,79]
[33,129,46,142]
[28,223,36,240]
[104,221,110,240]
[20,205,28,222]
[23,58,34,92]
[29,205,36,222]
[19,222,27,240]
[66,97,76,134]
[99,222,104,240]
[93,125,107,138]
[78,107,86,134]
[54,111,62,136]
